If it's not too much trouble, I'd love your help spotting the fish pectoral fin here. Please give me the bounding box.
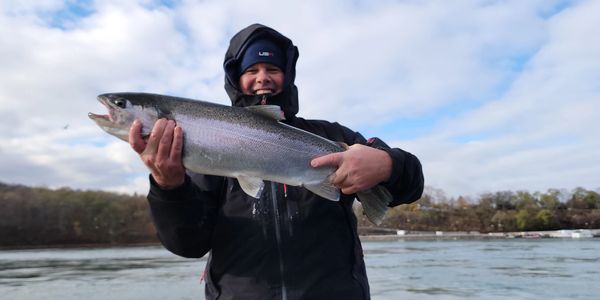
[304,181,340,202]
[237,175,265,198]
[357,186,393,226]
[245,105,285,120]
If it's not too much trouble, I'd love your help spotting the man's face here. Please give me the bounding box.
[239,63,284,96]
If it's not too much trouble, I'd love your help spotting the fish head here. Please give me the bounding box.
[88,93,161,142]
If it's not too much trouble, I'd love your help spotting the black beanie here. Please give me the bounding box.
[239,39,286,74]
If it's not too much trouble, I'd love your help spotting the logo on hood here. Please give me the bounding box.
[258,51,274,57]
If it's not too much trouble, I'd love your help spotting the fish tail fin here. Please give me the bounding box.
[305,180,340,201]
[357,186,392,225]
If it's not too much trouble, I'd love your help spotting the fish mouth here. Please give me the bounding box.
[87,112,110,121]
[88,95,115,122]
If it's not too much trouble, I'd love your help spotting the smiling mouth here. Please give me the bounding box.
[255,89,274,95]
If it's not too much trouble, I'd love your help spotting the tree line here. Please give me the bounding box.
[1,182,599,248]
[0,182,157,248]
[357,187,600,232]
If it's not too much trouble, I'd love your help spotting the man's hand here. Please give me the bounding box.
[129,118,186,190]
[310,144,392,195]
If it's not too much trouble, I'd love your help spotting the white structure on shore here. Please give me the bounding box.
[550,229,594,238]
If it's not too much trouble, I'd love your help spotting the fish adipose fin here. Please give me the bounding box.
[245,105,285,120]
[305,180,340,202]
[237,175,265,198]
[357,186,393,225]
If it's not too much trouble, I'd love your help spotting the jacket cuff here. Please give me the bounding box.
[149,174,193,202]
[366,137,403,186]
[379,147,404,186]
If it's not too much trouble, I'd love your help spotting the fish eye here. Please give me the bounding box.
[112,99,126,108]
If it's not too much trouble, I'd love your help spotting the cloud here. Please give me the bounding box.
[399,0,600,196]
[292,0,548,124]
[0,0,598,197]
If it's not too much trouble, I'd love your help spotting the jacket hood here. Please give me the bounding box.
[223,24,299,118]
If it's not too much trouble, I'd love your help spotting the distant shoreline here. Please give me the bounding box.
[0,242,161,251]
[3,229,599,251]
[359,228,600,241]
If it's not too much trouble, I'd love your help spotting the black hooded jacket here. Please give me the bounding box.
[146,24,424,300]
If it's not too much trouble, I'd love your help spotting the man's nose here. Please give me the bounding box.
[255,69,271,83]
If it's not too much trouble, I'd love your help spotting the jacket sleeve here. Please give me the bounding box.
[365,137,424,207]
[146,172,223,258]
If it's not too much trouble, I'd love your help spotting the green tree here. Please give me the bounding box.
[515,191,538,210]
[567,187,600,209]
[486,191,518,210]
[491,210,517,232]
[538,189,562,210]
[534,209,555,229]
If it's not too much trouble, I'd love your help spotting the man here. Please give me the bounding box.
[129,24,424,300]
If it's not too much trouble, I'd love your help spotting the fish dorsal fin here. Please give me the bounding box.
[237,175,265,198]
[338,142,349,150]
[156,107,173,120]
[245,105,285,121]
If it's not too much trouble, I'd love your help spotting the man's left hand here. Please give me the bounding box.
[310,144,392,195]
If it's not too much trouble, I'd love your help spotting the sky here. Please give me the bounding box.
[0,0,598,198]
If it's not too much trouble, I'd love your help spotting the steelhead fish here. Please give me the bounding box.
[88,92,391,224]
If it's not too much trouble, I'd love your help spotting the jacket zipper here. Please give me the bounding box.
[270,182,288,300]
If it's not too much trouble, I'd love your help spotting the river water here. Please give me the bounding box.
[1,239,599,299]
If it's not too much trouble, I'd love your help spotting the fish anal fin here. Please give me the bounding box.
[245,105,285,120]
[357,186,392,225]
[305,180,340,202]
[237,175,265,198]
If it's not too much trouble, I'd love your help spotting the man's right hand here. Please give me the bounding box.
[129,118,186,190]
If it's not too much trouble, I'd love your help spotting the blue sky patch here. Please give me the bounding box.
[44,0,95,30]
[539,0,578,19]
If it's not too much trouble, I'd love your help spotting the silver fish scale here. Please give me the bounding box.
[169,100,343,186]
